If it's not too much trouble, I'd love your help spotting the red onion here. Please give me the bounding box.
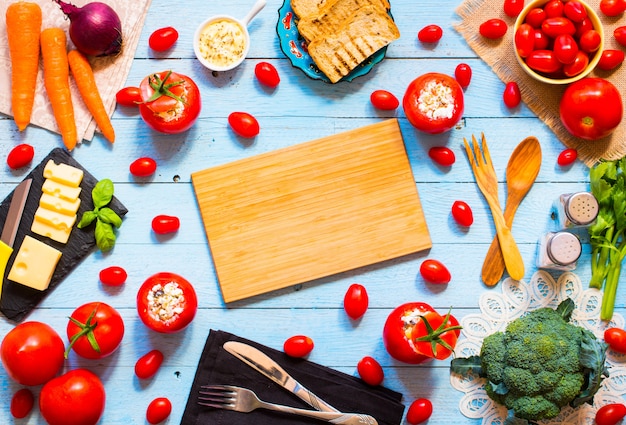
[53,0,123,57]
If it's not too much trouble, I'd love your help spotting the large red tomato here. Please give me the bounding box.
[559,78,623,140]
[66,302,125,359]
[139,70,201,134]
[1,321,65,386]
[403,73,464,134]
[137,272,198,333]
[39,369,106,425]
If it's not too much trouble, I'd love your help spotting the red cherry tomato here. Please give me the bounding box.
[451,200,473,226]
[418,24,443,43]
[579,29,602,53]
[597,50,625,71]
[228,112,260,138]
[343,283,369,320]
[10,388,34,419]
[504,0,525,17]
[563,0,587,22]
[428,146,456,166]
[604,328,626,353]
[574,17,594,38]
[66,302,125,359]
[544,0,564,17]
[146,397,172,424]
[515,23,536,58]
[135,349,164,379]
[526,49,562,73]
[419,259,451,284]
[255,62,280,87]
[503,82,522,108]
[99,266,127,286]
[541,17,576,38]
[479,18,508,39]
[6,143,34,169]
[357,356,384,386]
[557,148,578,166]
[454,63,472,88]
[283,335,314,358]
[615,26,626,47]
[563,51,589,77]
[152,214,180,234]
[595,403,626,425]
[407,398,433,424]
[600,0,626,16]
[553,34,579,64]
[149,27,178,51]
[370,90,399,110]
[526,7,547,28]
[533,29,550,49]
[130,157,157,177]
[116,86,142,107]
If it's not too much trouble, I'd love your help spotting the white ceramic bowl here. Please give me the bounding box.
[193,15,250,72]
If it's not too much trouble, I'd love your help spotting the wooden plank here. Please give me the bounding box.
[192,119,431,302]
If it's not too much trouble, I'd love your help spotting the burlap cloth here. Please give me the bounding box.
[455,0,626,166]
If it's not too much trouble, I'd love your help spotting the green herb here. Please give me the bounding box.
[588,158,626,320]
[78,178,122,252]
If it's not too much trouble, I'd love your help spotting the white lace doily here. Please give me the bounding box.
[450,270,626,425]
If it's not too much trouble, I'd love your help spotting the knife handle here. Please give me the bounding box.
[0,240,14,300]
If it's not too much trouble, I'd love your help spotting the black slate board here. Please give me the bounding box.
[0,148,128,322]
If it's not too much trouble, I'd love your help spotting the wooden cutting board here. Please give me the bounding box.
[191,119,431,303]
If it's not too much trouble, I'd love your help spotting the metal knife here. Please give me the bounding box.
[0,179,32,299]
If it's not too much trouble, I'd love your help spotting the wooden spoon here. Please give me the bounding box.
[481,136,542,286]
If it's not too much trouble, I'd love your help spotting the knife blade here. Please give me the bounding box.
[0,179,32,299]
[223,340,340,413]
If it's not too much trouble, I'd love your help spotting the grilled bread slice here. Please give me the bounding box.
[307,5,400,83]
[291,0,331,19]
[298,0,391,42]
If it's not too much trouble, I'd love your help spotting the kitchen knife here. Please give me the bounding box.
[0,179,32,299]
[223,340,341,413]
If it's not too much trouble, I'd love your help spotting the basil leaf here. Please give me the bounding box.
[98,207,122,228]
[95,220,116,252]
[77,211,98,229]
[92,179,114,209]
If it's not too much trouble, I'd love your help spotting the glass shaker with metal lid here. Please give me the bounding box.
[555,192,599,229]
[537,231,582,271]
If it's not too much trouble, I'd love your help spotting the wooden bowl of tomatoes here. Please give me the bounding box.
[513,0,604,84]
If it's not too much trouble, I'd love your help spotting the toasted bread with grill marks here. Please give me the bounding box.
[291,0,331,19]
[307,5,400,83]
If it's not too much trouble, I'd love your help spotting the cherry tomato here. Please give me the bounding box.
[615,26,626,47]
[228,112,260,138]
[99,266,127,286]
[515,23,536,58]
[255,62,280,87]
[504,0,524,17]
[451,200,473,226]
[600,0,626,16]
[1,321,65,386]
[503,82,522,108]
[563,51,589,77]
[526,7,547,28]
[526,49,562,73]
[357,356,384,386]
[135,349,164,379]
[544,0,564,17]
[533,29,550,49]
[579,29,601,53]
[6,143,34,169]
[403,73,464,134]
[10,388,34,419]
[343,283,369,320]
[370,90,400,110]
[418,24,443,43]
[541,17,576,38]
[420,259,451,284]
[137,272,198,333]
[406,398,433,424]
[597,50,625,71]
[152,214,180,234]
[479,18,508,39]
[595,403,626,425]
[563,0,587,22]
[553,34,579,64]
[146,397,172,424]
[66,302,125,359]
[428,146,456,166]
[116,86,142,107]
[604,328,626,353]
[557,148,578,166]
[283,335,314,358]
[130,157,157,177]
[454,63,472,88]
[574,17,594,38]
[149,27,178,51]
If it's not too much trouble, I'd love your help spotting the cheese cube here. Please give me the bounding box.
[42,179,81,201]
[31,219,72,244]
[43,160,84,187]
[8,236,62,291]
[34,207,76,230]
[40,193,81,215]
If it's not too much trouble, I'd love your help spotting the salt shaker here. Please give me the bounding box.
[554,192,599,229]
[537,231,582,271]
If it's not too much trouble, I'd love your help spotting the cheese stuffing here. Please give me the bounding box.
[146,281,186,323]
[417,80,456,120]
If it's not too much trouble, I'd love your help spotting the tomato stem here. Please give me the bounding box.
[145,70,185,104]
[413,309,463,354]
[64,305,101,359]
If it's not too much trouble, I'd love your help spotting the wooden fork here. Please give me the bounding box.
[463,134,525,281]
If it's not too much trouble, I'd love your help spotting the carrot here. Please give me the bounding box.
[6,2,42,131]
[41,27,77,151]
[68,50,115,143]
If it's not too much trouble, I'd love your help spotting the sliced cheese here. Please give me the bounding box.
[34,207,76,230]
[43,160,84,187]
[42,179,82,201]
[31,219,72,244]
[40,193,81,215]
[8,236,62,291]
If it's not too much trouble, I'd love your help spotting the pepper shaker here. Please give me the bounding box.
[554,192,599,229]
[537,231,582,271]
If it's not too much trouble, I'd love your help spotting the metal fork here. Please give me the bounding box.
[463,133,525,281]
[198,385,378,425]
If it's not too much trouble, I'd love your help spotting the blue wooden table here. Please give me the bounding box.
[1,0,623,423]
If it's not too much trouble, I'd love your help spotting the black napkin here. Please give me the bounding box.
[181,330,406,425]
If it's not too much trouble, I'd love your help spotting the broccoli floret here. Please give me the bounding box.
[451,299,608,422]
